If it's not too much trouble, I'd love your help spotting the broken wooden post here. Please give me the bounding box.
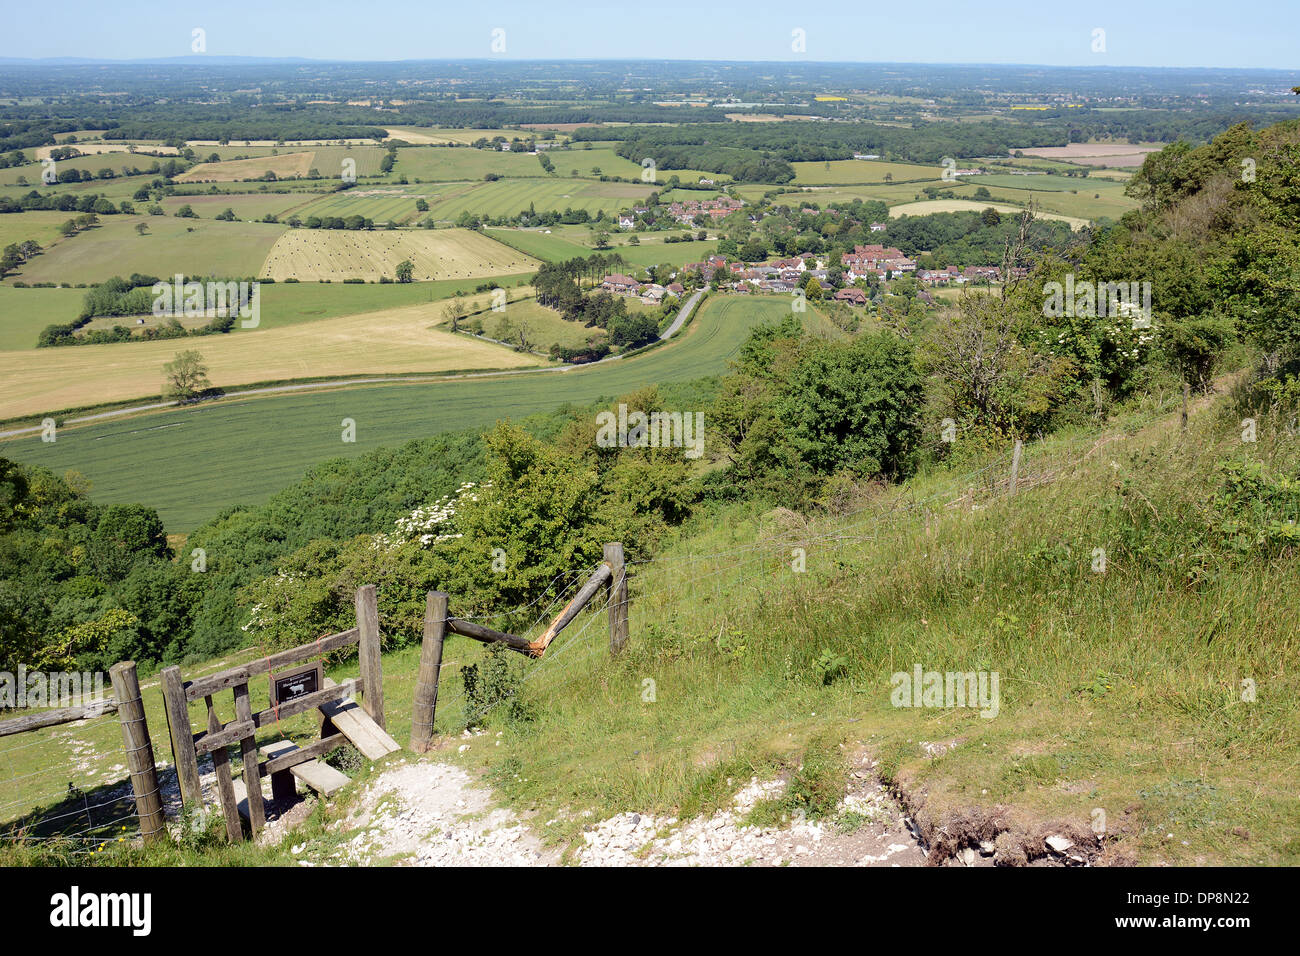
[410,591,448,753]
[109,661,165,845]
[1182,381,1190,431]
[605,542,629,657]
[355,584,385,730]
[160,664,202,809]
[1009,439,1023,496]
[528,561,613,657]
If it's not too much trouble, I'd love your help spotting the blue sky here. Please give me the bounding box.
[4,1,1297,69]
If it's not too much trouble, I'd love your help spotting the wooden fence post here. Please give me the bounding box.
[355,584,385,730]
[1181,381,1190,431]
[410,591,448,753]
[1009,439,1023,497]
[109,661,166,845]
[605,542,629,657]
[160,664,202,809]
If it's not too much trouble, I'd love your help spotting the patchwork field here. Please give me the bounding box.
[486,228,718,268]
[0,287,89,350]
[791,158,943,185]
[424,178,655,220]
[1018,144,1163,168]
[294,188,426,225]
[2,295,797,530]
[888,198,1090,229]
[0,210,85,251]
[175,152,316,183]
[383,127,527,145]
[159,192,324,221]
[11,216,287,284]
[258,227,540,282]
[0,293,537,420]
[0,152,174,186]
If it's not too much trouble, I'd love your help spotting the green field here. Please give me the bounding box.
[0,210,82,252]
[427,178,654,220]
[2,295,794,531]
[11,215,286,284]
[486,228,718,268]
[0,287,89,349]
[0,153,170,187]
[159,192,324,221]
[790,158,943,185]
[294,187,426,224]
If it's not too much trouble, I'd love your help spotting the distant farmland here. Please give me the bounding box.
[13,215,286,284]
[3,296,801,530]
[425,178,653,220]
[259,227,539,282]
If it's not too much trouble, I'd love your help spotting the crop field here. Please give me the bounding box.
[259,227,539,282]
[0,176,144,204]
[175,152,316,182]
[0,291,536,421]
[31,141,178,160]
[2,295,800,530]
[12,216,287,284]
[486,228,718,268]
[391,147,546,182]
[888,198,1090,229]
[159,192,322,221]
[964,172,1127,193]
[456,296,598,352]
[0,153,169,186]
[1019,143,1164,167]
[425,178,654,220]
[249,273,534,330]
[485,228,594,261]
[383,127,526,145]
[790,159,943,185]
[545,146,644,179]
[948,181,1136,221]
[0,287,89,350]
[293,187,426,224]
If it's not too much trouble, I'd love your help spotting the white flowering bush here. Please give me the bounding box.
[374,482,489,551]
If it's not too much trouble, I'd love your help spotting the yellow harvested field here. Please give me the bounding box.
[33,142,179,159]
[888,199,1089,230]
[260,228,541,282]
[0,297,537,419]
[175,152,315,182]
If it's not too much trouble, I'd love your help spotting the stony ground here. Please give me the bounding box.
[296,742,930,867]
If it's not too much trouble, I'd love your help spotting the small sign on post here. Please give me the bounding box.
[270,662,324,709]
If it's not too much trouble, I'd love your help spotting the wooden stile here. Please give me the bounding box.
[160,664,203,808]
[232,682,265,837]
[355,585,384,730]
[206,696,243,842]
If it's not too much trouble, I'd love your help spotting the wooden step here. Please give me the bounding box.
[259,740,350,797]
[319,678,401,761]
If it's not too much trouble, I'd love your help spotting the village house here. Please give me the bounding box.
[601,273,642,295]
[834,287,869,306]
[841,243,916,279]
[617,214,635,230]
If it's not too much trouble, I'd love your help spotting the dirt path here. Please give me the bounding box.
[305,747,929,867]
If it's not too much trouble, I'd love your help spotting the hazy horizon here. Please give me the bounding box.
[3,0,1298,71]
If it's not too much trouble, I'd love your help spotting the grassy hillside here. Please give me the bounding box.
[412,385,1300,865]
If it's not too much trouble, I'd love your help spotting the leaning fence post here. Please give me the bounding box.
[1181,382,1190,431]
[160,664,202,809]
[355,584,385,730]
[1009,439,1023,497]
[605,542,629,657]
[410,591,448,753]
[109,661,166,845]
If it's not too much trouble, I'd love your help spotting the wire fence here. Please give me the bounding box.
[0,705,140,854]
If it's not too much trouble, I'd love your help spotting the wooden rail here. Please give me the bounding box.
[0,697,117,738]
[408,543,631,752]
